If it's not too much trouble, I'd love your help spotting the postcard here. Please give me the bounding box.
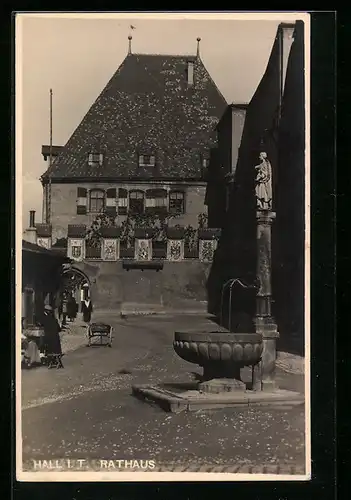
[16,11,310,482]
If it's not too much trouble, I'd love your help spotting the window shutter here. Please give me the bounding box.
[106,188,117,212]
[77,187,87,214]
[118,188,128,215]
[118,188,128,198]
[107,188,116,198]
[77,206,87,215]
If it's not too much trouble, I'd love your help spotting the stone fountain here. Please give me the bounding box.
[132,152,304,412]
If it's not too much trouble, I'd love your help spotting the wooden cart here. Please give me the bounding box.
[87,322,113,347]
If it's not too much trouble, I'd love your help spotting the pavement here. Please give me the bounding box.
[20,314,306,475]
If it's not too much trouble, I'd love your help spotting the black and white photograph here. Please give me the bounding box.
[16,12,310,481]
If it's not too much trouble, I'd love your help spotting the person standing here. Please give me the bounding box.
[67,294,77,322]
[82,298,93,324]
[41,304,64,368]
[61,294,68,327]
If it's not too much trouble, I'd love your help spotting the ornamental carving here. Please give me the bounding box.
[37,237,50,249]
[167,240,184,261]
[199,240,215,262]
[136,239,151,261]
[68,238,84,261]
[103,239,118,261]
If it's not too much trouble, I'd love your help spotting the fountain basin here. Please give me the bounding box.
[173,331,263,367]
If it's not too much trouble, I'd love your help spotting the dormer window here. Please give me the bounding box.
[187,61,194,85]
[138,154,156,167]
[88,153,104,166]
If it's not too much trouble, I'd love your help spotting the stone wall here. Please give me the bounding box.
[72,260,211,311]
[50,181,207,242]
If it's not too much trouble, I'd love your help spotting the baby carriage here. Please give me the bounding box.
[87,322,113,347]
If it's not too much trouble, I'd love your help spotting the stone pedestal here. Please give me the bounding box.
[255,210,279,392]
[199,378,246,394]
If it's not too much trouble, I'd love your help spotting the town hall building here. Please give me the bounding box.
[39,38,229,256]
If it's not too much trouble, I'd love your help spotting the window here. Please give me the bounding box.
[145,189,167,208]
[138,154,156,167]
[89,190,105,213]
[129,190,145,214]
[169,191,185,214]
[88,153,104,166]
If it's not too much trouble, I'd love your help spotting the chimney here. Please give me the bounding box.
[128,35,132,55]
[29,210,35,228]
[23,210,37,244]
[187,60,194,85]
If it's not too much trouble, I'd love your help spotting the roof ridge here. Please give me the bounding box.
[199,57,228,108]
[132,53,198,58]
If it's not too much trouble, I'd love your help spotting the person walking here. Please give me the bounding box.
[41,304,64,369]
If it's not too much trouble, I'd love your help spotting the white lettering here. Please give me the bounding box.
[100,460,108,468]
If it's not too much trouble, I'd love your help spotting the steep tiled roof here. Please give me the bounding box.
[42,53,227,181]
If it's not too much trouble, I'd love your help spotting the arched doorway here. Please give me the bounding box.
[61,267,91,313]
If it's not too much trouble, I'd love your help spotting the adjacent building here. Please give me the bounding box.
[22,211,71,327]
[207,21,305,352]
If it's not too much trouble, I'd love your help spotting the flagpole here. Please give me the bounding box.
[47,89,53,224]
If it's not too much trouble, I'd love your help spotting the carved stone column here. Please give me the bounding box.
[255,210,279,392]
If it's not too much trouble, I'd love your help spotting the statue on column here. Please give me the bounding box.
[255,152,272,210]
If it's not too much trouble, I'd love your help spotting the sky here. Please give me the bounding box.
[17,12,305,227]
